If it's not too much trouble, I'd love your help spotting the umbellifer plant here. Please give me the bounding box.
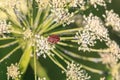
[0,0,120,80]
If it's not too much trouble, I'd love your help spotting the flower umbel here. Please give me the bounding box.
[75,13,109,51]
[35,35,55,58]
[7,63,20,80]
[104,10,120,32]
[66,62,91,80]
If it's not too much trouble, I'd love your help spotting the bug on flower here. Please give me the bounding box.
[47,34,60,44]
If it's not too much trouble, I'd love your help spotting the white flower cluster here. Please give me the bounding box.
[36,0,112,26]
[23,29,32,40]
[38,77,46,80]
[50,0,85,8]
[107,41,120,62]
[66,62,90,80]
[75,29,97,50]
[83,14,109,40]
[104,10,120,32]
[89,0,112,8]
[75,14,109,50]
[36,0,86,26]
[50,0,75,26]
[51,8,74,26]
[69,0,85,8]
[114,65,120,80]
[35,35,55,58]
[7,63,20,80]
[36,0,49,9]
[4,0,20,8]
[89,0,106,8]
[99,40,120,67]
[99,53,117,66]
[0,20,10,36]
[50,0,67,8]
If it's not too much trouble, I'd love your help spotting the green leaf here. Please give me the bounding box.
[19,42,32,74]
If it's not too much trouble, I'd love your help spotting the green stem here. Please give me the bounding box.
[60,37,75,40]
[38,17,54,34]
[0,37,15,40]
[82,65,103,74]
[33,48,37,80]
[42,7,50,21]
[45,23,61,32]
[0,8,22,29]
[56,45,101,63]
[0,40,18,48]
[79,48,110,53]
[59,41,110,53]
[34,8,42,29]
[52,49,100,75]
[14,9,27,29]
[58,42,77,48]
[49,27,83,34]
[56,45,103,74]
[51,49,69,64]
[10,30,23,35]
[48,54,66,71]
[19,41,32,74]
[30,58,50,80]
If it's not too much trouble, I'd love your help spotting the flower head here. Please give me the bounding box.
[104,10,120,32]
[99,40,120,67]
[99,53,117,66]
[111,64,120,80]
[51,7,74,26]
[7,63,20,80]
[89,0,112,8]
[4,0,20,8]
[83,13,109,40]
[35,35,55,58]
[75,30,96,50]
[75,13,109,51]
[89,0,106,8]
[107,41,120,61]
[69,0,86,8]
[36,0,50,9]
[66,62,90,80]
